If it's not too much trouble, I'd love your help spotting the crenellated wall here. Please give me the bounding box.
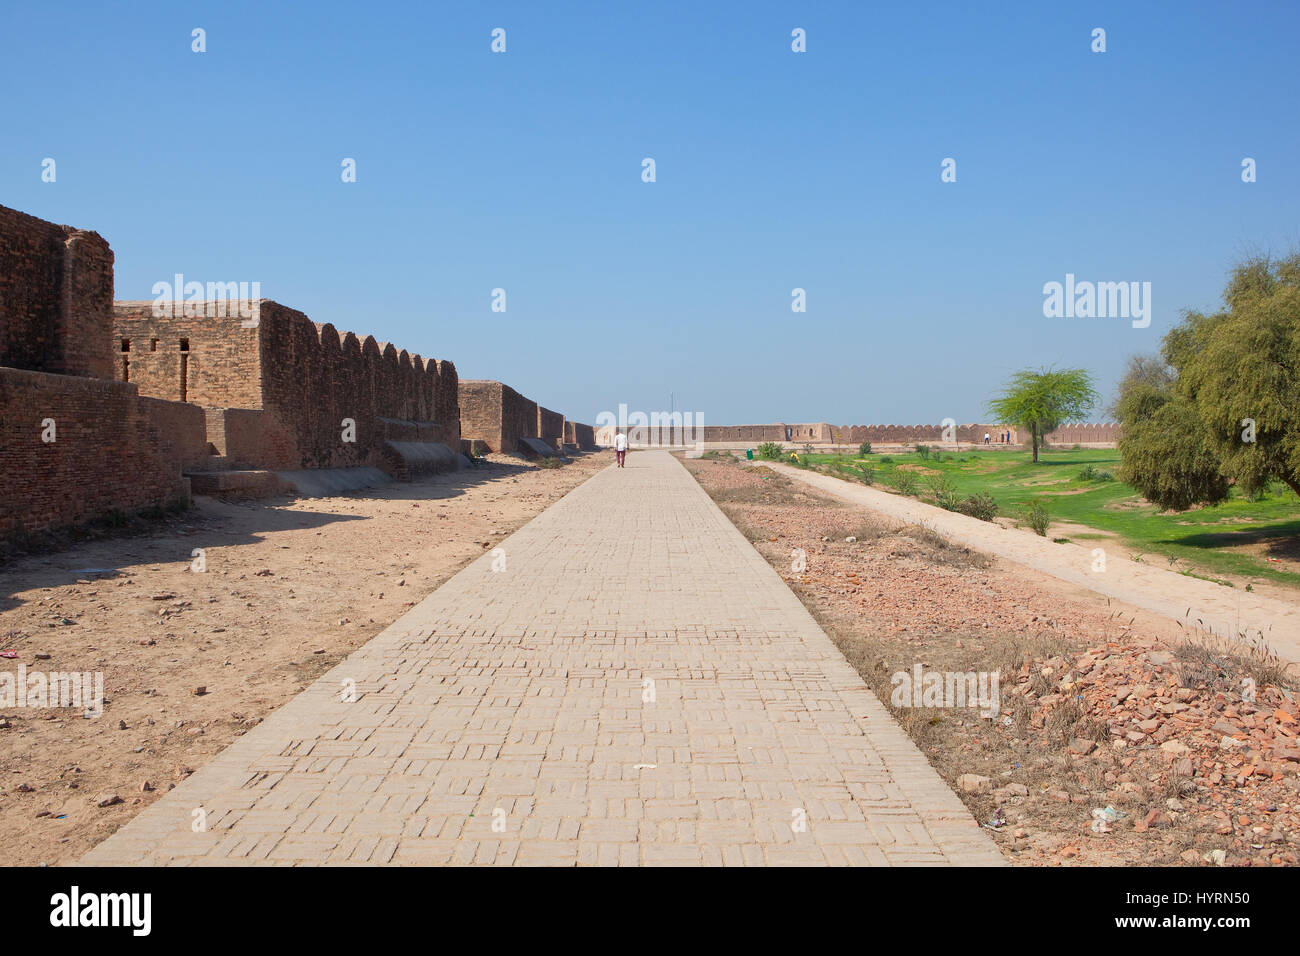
[691,422,1120,447]
[112,300,462,471]
[831,424,1008,445]
[700,424,790,443]
[1044,423,1122,444]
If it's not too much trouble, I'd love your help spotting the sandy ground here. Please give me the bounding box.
[0,452,608,867]
[684,456,1299,866]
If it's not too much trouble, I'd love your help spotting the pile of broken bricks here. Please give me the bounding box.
[1002,639,1299,865]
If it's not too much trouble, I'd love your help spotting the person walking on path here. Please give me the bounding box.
[614,431,627,467]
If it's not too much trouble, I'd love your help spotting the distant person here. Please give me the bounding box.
[984,432,990,445]
[614,431,627,468]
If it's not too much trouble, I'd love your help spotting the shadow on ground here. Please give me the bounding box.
[0,452,600,611]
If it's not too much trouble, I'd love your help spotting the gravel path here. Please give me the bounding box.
[767,463,1300,666]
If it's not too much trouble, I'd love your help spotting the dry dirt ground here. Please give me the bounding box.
[0,452,607,867]
[683,455,1300,867]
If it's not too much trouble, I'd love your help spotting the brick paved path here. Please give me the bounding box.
[84,451,1001,866]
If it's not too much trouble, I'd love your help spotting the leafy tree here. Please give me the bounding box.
[1116,254,1300,508]
[1105,353,1174,419]
[987,367,1098,462]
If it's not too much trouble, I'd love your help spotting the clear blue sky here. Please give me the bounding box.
[4,1,1297,426]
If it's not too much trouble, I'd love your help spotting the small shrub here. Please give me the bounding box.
[755,441,783,460]
[858,441,872,456]
[893,470,919,496]
[914,444,931,460]
[1078,463,1115,482]
[857,464,875,485]
[930,450,943,463]
[536,456,561,469]
[927,474,960,511]
[958,492,998,521]
[880,455,893,463]
[1024,499,1050,536]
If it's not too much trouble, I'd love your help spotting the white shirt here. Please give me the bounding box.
[614,434,627,451]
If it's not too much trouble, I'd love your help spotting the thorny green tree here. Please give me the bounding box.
[1116,254,1300,509]
[987,367,1098,463]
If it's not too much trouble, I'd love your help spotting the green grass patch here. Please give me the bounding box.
[799,447,1300,587]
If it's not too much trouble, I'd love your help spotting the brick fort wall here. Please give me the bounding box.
[1,203,114,380]
[537,406,564,450]
[0,368,193,540]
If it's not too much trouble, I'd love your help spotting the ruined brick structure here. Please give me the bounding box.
[537,406,565,451]
[1,204,193,540]
[459,380,540,453]
[564,421,596,449]
[1,204,114,380]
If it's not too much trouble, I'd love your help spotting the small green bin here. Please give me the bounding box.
[745,449,754,460]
